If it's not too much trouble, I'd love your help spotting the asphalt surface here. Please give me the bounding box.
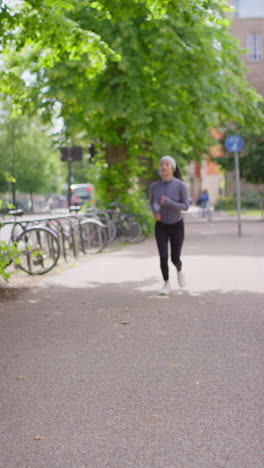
[0,222,264,468]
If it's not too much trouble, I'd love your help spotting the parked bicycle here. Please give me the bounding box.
[104,203,149,243]
[2,209,60,275]
[70,206,107,254]
[0,202,146,278]
[81,202,150,244]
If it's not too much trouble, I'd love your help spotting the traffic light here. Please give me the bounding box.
[88,143,96,163]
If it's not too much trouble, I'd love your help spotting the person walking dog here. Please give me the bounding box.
[149,156,189,295]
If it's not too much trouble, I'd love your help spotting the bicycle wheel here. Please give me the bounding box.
[16,226,60,275]
[96,212,116,244]
[46,219,67,261]
[70,218,81,258]
[133,215,149,242]
[60,218,80,259]
[80,220,106,254]
[119,215,142,243]
[106,218,117,244]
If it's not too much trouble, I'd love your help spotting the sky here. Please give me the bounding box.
[233,0,264,17]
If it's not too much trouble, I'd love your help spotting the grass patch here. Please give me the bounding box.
[0,286,27,301]
[221,209,263,217]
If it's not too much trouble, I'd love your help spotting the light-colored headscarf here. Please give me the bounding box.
[160,155,176,170]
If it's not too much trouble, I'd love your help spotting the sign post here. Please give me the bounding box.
[60,146,83,210]
[224,135,244,237]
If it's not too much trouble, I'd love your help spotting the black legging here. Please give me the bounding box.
[155,219,184,281]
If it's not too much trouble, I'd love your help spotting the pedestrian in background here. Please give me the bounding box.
[149,156,190,296]
[198,189,210,218]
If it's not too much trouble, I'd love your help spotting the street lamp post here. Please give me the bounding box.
[60,146,83,211]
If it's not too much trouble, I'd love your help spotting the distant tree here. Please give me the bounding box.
[239,137,264,185]
[0,111,25,204]
[0,170,15,201]
[0,172,9,194]
[216,105,264,186]
[0,108,63,209]
[16,132,61,209]
[219,136,264,186]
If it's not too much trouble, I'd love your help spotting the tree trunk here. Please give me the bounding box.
[100,144,130,202]
[30,193,34,212]
[105,144,128,165]
[137,155,157,196]
[11,183,16,207]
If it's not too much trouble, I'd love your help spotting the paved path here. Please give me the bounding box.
[1,222,264,468]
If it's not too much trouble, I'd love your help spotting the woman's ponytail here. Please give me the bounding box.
[174,166,182,180]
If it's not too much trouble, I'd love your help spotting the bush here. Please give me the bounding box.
[214,196,236,211]
[241,191,264,209]
[0,208,21,281]
[215,192,264,211]
[0,240,21,282]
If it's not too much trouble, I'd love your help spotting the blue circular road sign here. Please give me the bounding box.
[225,135,244,152]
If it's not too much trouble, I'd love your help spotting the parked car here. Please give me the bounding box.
[70,183,95,206]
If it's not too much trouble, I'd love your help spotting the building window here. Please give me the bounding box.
[233,0,240,18]
[248,34,262,62]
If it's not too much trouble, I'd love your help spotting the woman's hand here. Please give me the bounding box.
[154,213,161,221]
[160,195,168,206]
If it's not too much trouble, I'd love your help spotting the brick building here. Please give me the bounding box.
[230,2,264,95]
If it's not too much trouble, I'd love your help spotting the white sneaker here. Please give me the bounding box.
[177,270,186,288]
[159,282,171,296]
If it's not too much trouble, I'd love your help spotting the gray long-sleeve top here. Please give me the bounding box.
[149,177,189,224]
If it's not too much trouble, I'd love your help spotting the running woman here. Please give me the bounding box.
[149,156,190,295]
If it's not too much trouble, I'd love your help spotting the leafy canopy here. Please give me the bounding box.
[1,0,264,201]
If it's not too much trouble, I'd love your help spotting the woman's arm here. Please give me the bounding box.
[149,185,155,212]
[160,183,190,211]
[149,184,161,220]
